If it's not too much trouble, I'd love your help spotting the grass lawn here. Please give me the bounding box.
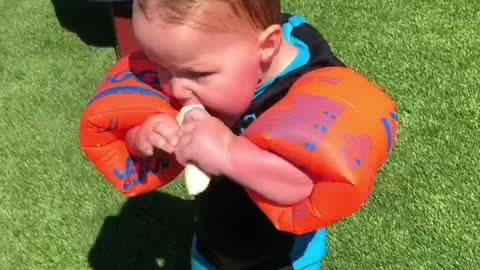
[0,0,478,269]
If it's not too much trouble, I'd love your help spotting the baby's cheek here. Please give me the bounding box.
[205,88,251,121]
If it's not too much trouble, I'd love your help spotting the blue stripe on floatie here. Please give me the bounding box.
[390,112,398,121]
[382,117,393,152]
[87,86,169,107]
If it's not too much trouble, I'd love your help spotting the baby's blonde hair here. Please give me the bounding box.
[137,0,281,31]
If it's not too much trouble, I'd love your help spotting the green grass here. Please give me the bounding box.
[0,0,478,269]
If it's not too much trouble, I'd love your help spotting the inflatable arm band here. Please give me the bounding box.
[79,52,184,196]
[243,67,398,234]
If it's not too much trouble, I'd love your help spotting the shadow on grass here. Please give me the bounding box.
[88,192,194,270]
[50,0,116,47]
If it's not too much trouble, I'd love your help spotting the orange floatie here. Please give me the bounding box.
[243,67,398,234]
[79,51,183,196]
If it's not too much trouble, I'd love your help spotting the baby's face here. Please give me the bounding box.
[132,3,263,124]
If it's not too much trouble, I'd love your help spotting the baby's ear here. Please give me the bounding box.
[257,24,283,63]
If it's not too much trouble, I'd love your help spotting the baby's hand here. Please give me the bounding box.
[125,113,179,158]
[175,108,234,176]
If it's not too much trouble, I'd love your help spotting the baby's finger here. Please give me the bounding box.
[177,122,196,138]
[176,131,192,148]
[183,107,208,123]
[136,140,154,157]
[148,132,175,154]
[174,141,192,166]
[153,122,179,146]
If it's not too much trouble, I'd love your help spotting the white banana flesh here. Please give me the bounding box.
[176,104,211,195]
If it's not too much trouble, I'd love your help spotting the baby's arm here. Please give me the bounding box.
[223,136,313,206]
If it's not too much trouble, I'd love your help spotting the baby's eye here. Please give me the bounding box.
[187,71,213,79]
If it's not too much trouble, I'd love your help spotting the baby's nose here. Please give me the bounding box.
[170,80,191,99]
[168,79,201,106]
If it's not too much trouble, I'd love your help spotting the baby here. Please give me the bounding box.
[125,0,345,269]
